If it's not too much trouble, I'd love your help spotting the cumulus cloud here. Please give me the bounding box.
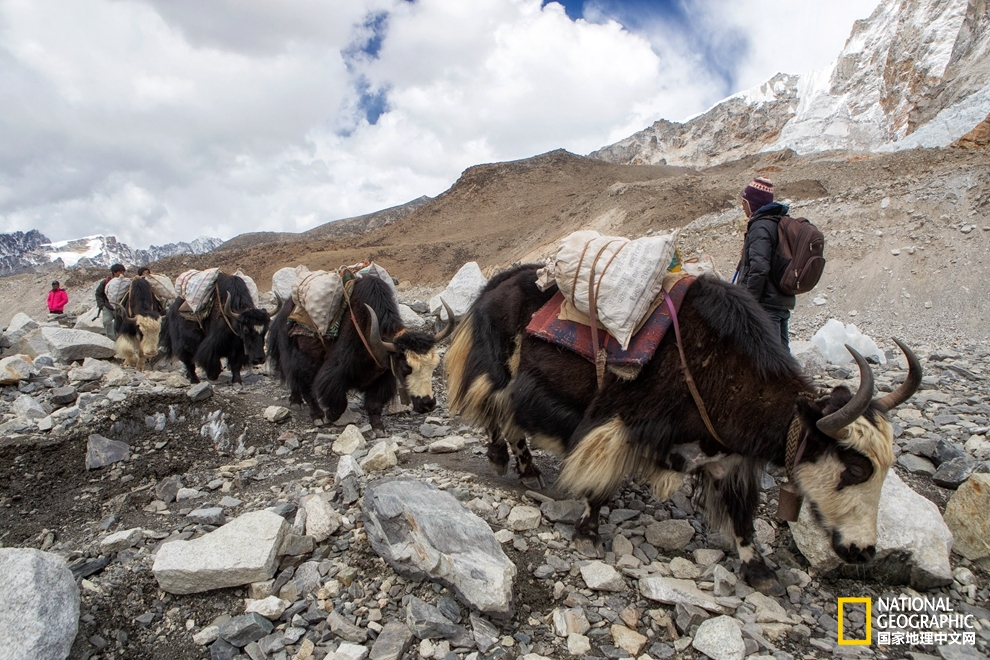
[0,0,881,248]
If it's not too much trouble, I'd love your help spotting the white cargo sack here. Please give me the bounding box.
[234,270,260,308]
[291,270,343,335]
[538,230,678,350]
[105,277,132,306]
[175,268,221,315]
[145,274,176,302]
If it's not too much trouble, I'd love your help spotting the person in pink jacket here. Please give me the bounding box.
[47,281,68,314]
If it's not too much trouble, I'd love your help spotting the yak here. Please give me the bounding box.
[445,265,922,594]
[113,276,163,371]
[159,273,270,385]
[268,274,453,435]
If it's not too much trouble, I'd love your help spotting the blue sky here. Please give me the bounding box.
[0,0,881,248]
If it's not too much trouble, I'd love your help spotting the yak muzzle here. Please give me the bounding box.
[411,395,436,414]
[832,530,876,564]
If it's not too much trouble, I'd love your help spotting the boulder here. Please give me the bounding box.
[370,621,415,660]
[789,470,952,588]
[0,548,79,660]
[73,311,106,334]
[16,328,50,359]
[13,394,47,421]
[645,519,695,551]
[4,312,39,344]
[152,510,289,594]
[85,434,130,470]
[397,304,426,328]
[39,327,115,361]
[271,267,297,302]
[333,425,366,455]
[364,479,516,616]
[361,441,398,472]
[943,473,990,562]
[932,457,980,489]
[692,615,745,660]
[579,561,626,591]
[303,495,342,542]
[639,577,722,612]
[0,355,36,385]
[429,262,488,321]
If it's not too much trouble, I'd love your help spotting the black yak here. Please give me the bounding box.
[445,265,921,594]
[159,273,270,384]
[268,273,453,435]
[113,276,163,371]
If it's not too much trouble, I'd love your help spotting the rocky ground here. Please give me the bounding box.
[1,295,989,660]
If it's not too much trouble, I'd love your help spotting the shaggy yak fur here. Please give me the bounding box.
[268,274,453,435]
[113,276,162,371]
[445,265,922,594]
[159,273,270,385]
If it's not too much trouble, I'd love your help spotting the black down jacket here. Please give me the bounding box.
[736,202,796,311]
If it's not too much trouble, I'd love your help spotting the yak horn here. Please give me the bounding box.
[223,293,242,321]
[817,345,875,439]
[433,298,455,341]
[273,292,284,312]
[365,305,397,354]
[874,338,922,413]
[114,303,136,323]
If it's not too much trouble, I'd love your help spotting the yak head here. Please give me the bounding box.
[367,300,455,414]
[792,338,921,565]
[223,294,271,365]
[116,303,162,359]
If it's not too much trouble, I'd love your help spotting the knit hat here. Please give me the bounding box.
[742,177,774,211]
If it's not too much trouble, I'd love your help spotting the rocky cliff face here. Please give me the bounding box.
[591,0,990,167]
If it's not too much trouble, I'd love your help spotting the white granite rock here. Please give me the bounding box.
[0,355,35,385]
[40,327,116,361]
[152,511,288,594]
[579,561,625,592]
[507,505,542,531]
[245,596,290,620]
[304,495,342,542]
[333,425,366,455]
[639,577,722,612]
[692,615,745,660]
[0,548,79,660]
[100,528,143,553]
[789,470,953,588]
[361,441,398,472]
[429,262,488,321]
[943,473,990,562]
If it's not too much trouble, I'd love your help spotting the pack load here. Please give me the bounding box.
[234,269,261,308]
[536,229,678,350]
[176,267,221,315]
[290,268,344,336]
[775,216,825,295]
[144,273,176,302]
[105,277,132,306]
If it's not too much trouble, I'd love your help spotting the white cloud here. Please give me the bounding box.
[0,0,882,250]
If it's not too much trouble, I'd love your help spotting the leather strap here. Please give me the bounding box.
[664,293,726,447]
[348,303,383,369]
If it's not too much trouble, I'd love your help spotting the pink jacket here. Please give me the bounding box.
[48,289,68,313]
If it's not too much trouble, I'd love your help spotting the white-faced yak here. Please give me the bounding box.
[159,273,270,385]
[445,265,921,595]
[267,273,454,435]
[113,276,163,372]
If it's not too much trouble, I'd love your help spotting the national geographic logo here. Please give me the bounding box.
[838,596,978,647]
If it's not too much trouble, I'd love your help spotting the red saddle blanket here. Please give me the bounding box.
[525,275,695,366]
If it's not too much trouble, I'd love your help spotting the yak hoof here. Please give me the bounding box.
[373,427,387,439]
[741,560,784,596]
[488,458,509,478]
[519,473,545,490]
[312,417,325,428]
[574,535,604,559]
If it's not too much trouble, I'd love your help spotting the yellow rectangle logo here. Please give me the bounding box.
[837,597,872,646]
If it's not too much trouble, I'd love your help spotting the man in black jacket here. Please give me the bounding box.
[735,178,794,348]
[95,263,126,339]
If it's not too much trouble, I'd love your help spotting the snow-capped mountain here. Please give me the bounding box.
[591,0,990,167]
[0,232,224,276]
